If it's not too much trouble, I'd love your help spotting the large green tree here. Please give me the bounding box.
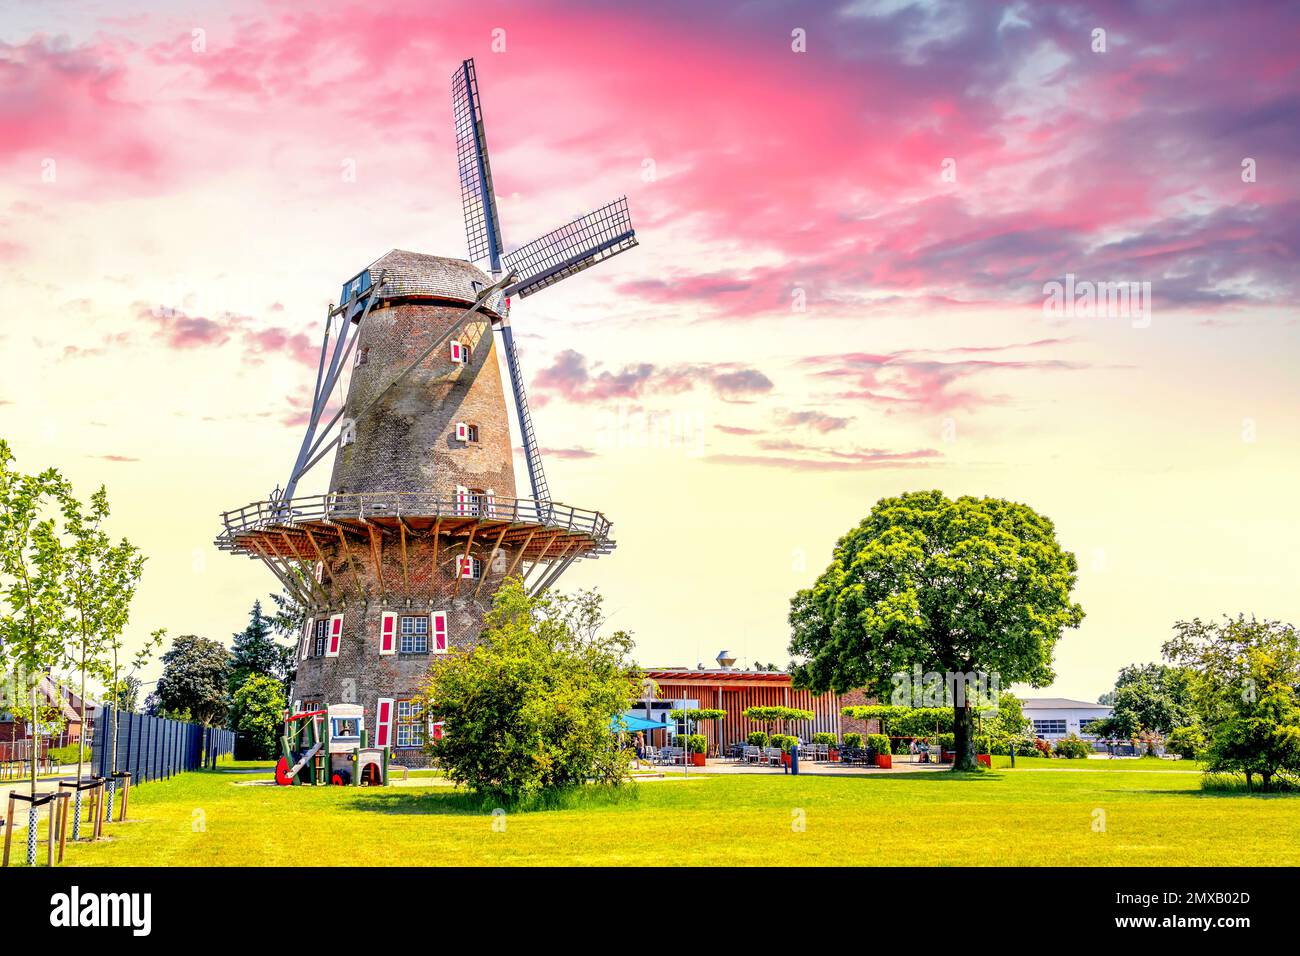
[420,579,639,802]
[1088,663,1196,749]
[789,490,1084,770]
[155,634,231,726]
[229,600,293,695]
[1164,615,1300,790]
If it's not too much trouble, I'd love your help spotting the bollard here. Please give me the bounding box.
[791,742,800,776]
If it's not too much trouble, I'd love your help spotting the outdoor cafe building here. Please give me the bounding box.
[636,663,872,756]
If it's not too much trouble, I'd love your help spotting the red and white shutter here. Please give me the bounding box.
[432,611,448,653]
[449,340,464,364]
[300,617,313,661]
[326,612,343,657]
[379,611,396,656]
[455,484,469,516]
[375,698,394,748]
[429,721,445,742]
[485,488,495,518]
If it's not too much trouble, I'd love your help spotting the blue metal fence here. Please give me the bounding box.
[92,709,235,784]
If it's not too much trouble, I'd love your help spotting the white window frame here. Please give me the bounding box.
[399,614,429,654]
[395,699,426,748]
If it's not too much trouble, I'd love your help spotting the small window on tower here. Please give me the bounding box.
[457,555,482,580]
[455,422,479,443]
[450,340,470,365]
[355,346,369,367]
[312,618,329,657]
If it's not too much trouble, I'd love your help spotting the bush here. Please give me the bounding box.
[842,732,863,749]
[812,732,837,746]
[48,743,92,765]
[747,731,770,747]
[1167,726,1204,760]
[421,581,639,803]
[770,734,799,752]
[685,734,707,755]
[866,733,890,756]
[935,733,955,751]
[1034,737,1053,757]
[1052,734,1092,759]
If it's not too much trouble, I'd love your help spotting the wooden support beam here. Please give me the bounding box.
[302,527,331,589]
[281,531,327,605]
[398,520,410,592]
[501,528,535,582]
[451,522,479,599]
[429,517,442,586]
[334,524,366,599]
[521,533,559,585]
[473,525,510,599]
[366,522,387,601]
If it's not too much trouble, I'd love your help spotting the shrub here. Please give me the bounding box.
[421,581,639,803]
[866,733,890,756]
[1011,736,1039,756]
[1034,737,1053,757]
[770,734,798,752]
[842,732,863,749]
[1052,734,1092,759]
[812,732,837,746]
[48,743,92,765]
[747,731,770,747]
[1167,726,1204,760]
[935,733,955,751]
[685,734,707,755]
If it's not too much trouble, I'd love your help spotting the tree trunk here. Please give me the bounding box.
[952,701,978,770]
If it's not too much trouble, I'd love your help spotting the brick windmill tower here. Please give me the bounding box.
[216,59,637,764]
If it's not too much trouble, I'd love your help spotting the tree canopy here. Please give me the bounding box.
[1086,662,1196,744]
[1164,615,1300,790]
[155,634,231,726]
[789,490,1083,769]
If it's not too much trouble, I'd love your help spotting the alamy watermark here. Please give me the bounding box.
[1042,273,1152,328]
[890,666,1001,712]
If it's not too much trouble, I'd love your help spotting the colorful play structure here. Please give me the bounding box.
[274,704,389,787]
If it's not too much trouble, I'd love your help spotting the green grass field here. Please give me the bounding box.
[16,759,1300,867]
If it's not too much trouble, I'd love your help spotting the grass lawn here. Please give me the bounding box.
[16,759,1300,867]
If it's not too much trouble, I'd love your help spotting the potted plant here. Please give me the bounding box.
[867,733,892,769]
[747,730,770,748]
[813,731,838,761]
[686,734,707,767]
[842,732,863,749]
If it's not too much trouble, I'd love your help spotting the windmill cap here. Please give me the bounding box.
[361,249,504,317]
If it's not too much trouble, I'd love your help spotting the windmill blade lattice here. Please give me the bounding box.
[452,59,504,270]
[503,197,637,298]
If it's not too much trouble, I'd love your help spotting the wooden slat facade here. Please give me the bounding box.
[640,671,849,755]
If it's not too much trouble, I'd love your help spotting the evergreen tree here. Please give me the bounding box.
[228,600,282,693]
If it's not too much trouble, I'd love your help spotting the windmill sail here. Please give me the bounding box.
[503,198,637,298]
[499,327,550,503]
[452,58,504,270]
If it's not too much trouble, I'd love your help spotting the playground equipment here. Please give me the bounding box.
[275,704,389,787]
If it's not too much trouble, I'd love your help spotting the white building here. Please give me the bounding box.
[1021,698,1112,740]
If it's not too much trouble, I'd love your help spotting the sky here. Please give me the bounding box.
[1,0,1297,702]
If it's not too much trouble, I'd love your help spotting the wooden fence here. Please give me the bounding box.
[91,709,235,784]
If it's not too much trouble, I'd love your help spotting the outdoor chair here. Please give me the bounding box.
[761,747,783,767]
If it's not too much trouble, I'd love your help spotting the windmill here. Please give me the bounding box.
[216,57,638,767]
